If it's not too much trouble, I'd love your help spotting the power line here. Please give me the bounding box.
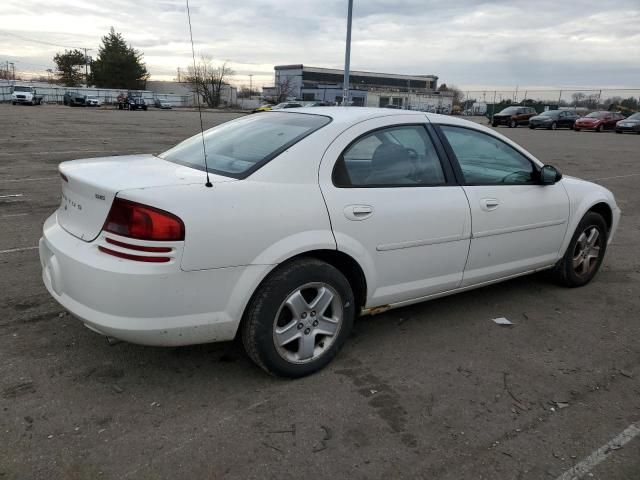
[0,30,90,50]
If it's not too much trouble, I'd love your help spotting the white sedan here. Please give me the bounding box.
[40,108,620,377]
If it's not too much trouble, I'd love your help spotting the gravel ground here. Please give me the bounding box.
[0,105,638,479]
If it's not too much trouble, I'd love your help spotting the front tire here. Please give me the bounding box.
[241,258,355,377]
[509,119,517,128]
[552,212,607,287]
[550,121,557,130]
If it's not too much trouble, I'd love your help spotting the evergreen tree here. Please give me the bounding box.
[90,27,149,89]
[53,49,86,86]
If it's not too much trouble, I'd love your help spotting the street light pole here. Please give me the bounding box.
[249,74,253,98]
[342,0,353,106]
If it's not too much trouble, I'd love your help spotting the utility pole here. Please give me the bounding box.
[342,0,353,106]
[249,74,253,98]
[9,62,15,81]
[83,48,92,86]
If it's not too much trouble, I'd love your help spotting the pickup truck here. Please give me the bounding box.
[11,85,44,105]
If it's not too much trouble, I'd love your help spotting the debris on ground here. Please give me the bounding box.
[492,317,514,326]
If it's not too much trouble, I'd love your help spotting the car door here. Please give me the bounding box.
[319,116,472,307]
[436,124,570,286]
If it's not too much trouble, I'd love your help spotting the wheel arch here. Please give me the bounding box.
[588,202,613,233]
[235,249,368,339]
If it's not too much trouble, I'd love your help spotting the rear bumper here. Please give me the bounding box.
[492,116,510,125]
[39,213,271,346]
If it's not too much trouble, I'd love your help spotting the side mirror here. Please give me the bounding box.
[540,165,562,185]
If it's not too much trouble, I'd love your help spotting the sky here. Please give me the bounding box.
[1,0,639,91]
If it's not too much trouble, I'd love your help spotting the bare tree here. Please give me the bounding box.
[185,57,235,108]
[276,77,296,103]
[438,83,463,106]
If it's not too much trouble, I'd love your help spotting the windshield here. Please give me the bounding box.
[13,86,32,92]
[498,107,519,114]
[626,113,640,120]
[539,110,559,116]
[160,112,331,178]
[586,112,607,118]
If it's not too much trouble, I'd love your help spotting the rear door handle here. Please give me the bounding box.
[344,205,374,221]
[481,198,500,211]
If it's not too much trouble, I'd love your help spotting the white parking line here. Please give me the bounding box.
[590,173,640,181]
[555,422,640,480]
[0,194,23,198]
[0,246,38,254]
[0,176,57,183]
[1,213,28,218]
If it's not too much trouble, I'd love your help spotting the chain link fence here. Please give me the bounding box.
[0,81,191,107]
[458,89,640,118]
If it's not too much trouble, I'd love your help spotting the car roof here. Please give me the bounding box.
[273,106,479,129]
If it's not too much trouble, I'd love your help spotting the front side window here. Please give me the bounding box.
[440,126,535,185]
[160,112,330,178]
[333,125,446,187]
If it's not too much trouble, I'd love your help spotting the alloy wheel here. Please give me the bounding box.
[572,226,602,277]
[272,283,343,364]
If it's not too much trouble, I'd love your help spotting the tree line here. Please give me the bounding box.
[53,27,149,90]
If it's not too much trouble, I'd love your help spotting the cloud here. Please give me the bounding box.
[1,0,638,89]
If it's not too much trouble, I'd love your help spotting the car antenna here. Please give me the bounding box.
[185,0,213,187]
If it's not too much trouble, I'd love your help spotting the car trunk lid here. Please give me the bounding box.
[57,154,234,241]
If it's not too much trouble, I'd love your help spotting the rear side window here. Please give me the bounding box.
[440,126,535,185]
[160,112,330,178]
[333,125,446,187]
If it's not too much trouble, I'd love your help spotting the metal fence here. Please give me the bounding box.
[458,89,640,116]
[0,81,192,107]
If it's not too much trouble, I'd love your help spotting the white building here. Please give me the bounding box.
[265,64,448,109]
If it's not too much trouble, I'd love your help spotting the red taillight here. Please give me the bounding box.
[105,237,172,253]
[98,246,170,263]
[103,198,185,241]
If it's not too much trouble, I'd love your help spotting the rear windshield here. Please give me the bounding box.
[159,112,330,178]
[498,107,519,114]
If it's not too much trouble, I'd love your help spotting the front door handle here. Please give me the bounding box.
[344,205,374,221]
[481,198,500,211]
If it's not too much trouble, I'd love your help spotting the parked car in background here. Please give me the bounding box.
[64,91,87,107]
[574,111,624,132]
[85,96,101,107]
[271,102,304,110]
[528,110,580,130]
[305,101,333,107]
[117,93,148,111]
[11,85,44,105]
[127,94,148,111]
[615,113,640,134]
[40,108,620,377]
[252,103,274,113]
[154,99,172,109]
[492,106,537,128]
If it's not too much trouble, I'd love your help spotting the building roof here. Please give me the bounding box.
[275,64,437,81]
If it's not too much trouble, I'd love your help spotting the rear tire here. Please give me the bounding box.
[552,212,607,288]
[492,122,498,127]
[241,258,355,377]
[574,127,580,131]
[596,124,603,132]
